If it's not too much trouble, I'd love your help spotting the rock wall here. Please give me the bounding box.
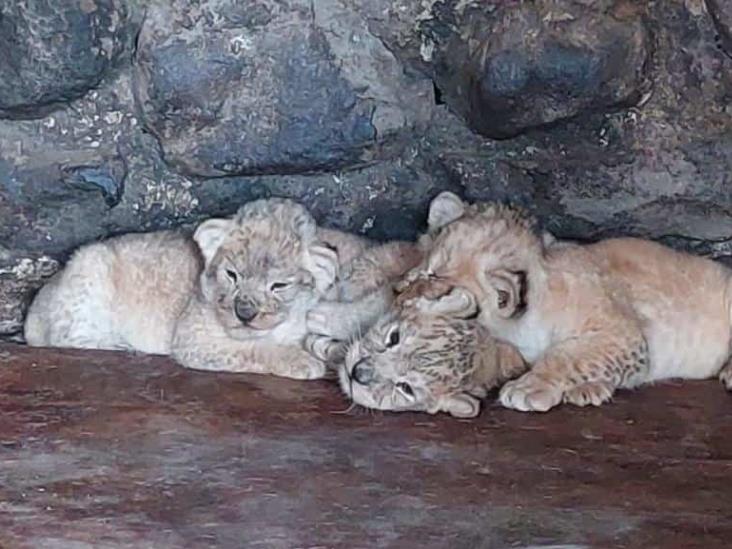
[1,0,730,336]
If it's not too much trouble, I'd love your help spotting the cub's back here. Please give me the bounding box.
[587,237,732,379]
[588,237,730,309]
[106,231,202,349]
[25,230,201,353]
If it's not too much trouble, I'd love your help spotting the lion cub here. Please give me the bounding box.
[407,192,732,412]
[339,278,527,417]
[25,198,417,379]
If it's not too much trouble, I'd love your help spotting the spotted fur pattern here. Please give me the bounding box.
[338,278,527,418]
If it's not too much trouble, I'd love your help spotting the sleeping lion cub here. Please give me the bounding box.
[338,278,527,417]
[25,198,418,379]
[405,191,732,412]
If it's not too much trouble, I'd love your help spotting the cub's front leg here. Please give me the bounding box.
[307,288,392,342]
[336,241,422,301]
[304,334,348,364]
[172,299,327,379]
[499,331,649,412]
[307,242,421,343]
[172,337,327,380]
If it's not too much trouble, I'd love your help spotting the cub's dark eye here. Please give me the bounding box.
[270,282,291,292]
[497,289,509,309]
[387,328,400,347]
[396,382,413,397]
[225,269,238,283]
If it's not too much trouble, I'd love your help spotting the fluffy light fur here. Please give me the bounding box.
[304,239,424,361]
[338,278,527,417]
[25,198,417,379]
[404,191,732,412]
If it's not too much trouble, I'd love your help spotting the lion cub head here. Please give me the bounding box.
[340,279,526,418]
[407,192,551,330]
[193,198,338,337]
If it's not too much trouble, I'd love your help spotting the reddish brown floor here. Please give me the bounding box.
[0,343,731,548]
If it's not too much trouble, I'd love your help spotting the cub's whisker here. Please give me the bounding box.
[330,402,358,415]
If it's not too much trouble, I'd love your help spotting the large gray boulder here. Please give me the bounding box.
[133,0,433,176]
[0,0,134,118]
[0,0,730,337]
[423,0,651,138]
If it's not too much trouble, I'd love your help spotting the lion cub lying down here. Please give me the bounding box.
[339,278,527,418]
[406,192,732,412]
[25,198,419,379]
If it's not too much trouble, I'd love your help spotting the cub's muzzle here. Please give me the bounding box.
[234,296,258,324]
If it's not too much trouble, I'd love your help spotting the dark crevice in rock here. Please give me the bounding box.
[61,165,125,208]
[433,81,445,105]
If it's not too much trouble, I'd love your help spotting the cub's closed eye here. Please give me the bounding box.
[396,382,413,397]
[270,282,291,292]
[225,269,238,283]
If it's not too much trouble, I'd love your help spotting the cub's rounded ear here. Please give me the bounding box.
[304,243,339,293]
[541,231,556,248]
[485,269,527,319]
[193,218,234,265]
[417,286,478,319]
[428,191,465,230]
[440,393,480,418]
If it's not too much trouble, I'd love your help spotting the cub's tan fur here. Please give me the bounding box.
[339,278,527,417]
[406,192,732,411]
[25,198,416,379]
[304,239,423,364]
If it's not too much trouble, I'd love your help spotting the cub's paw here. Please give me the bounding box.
[499,373,563,412]
[719,363,732,391]
[336,277,368,302]
[283,353,328,380]
[563,381,615,407]
[305,308,334,336]
[304,334,347,364]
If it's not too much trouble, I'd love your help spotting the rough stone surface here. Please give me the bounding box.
[133,0,433,177]
[0,253,58,336]
[424,0,652,138]
[0,1,134,118]
[0,0,731,336]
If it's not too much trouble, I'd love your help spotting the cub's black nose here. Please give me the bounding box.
[234,298,258,324]
[351,359,374,385]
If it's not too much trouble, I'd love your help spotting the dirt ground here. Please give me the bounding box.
[0,343,730,548]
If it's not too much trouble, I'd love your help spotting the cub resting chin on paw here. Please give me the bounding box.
[25,198,418,380]
[406,191,732,412]
[338,278,527,418]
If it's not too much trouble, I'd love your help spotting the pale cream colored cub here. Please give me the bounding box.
[25,198,416,379]
[404,192,732,412]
